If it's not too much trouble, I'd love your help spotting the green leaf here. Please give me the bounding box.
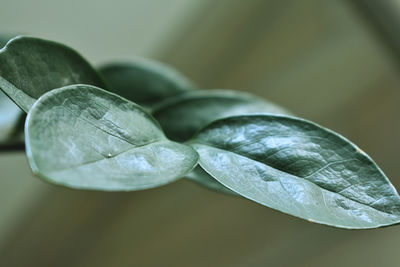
[0,34,24,148]
[153,89,292,195]
[186,167,237,195]
[0,34,16,47]
[0,91,24,146]
[0,36,107,112]
[152,89,292,142]
[25,84,199,191]
[99,58,195,109]
[190,115,400,229]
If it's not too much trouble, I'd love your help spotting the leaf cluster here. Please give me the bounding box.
[1,35,399,229]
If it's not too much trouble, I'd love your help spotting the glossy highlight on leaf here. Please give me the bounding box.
[99,58,195,109]
[191,115,400,229]
[0,36,107,112]
[153,89,292,142]
[25,85,199,191]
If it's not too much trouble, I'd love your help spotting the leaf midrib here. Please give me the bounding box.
[32,96,166,172]
[193,142,398,217]
[44,139,169,173]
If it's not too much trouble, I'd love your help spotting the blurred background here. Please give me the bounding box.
[1,0,400,266]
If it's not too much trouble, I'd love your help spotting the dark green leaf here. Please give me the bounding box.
[0,34,16,47]
[0,92,23,144]
[153,89,291,195]
[190,115,400,229]
[0,36,107,112]
[25,85,199,191]
[0,91,24,147]
[99,58,195,109]
[153,89,292,142]
[0,34,24,149]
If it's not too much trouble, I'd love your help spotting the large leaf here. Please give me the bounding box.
[190,115,400,229]
[0,36,107,112]
[152,89,292,143]
[153,89,291,195]
[99,58,195,109]
[25,85,199,191]
[0,34,24,148]
[152,89,291,194]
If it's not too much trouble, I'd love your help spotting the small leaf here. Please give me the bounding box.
[153,89,292,142]
[190,115,400,229]
[99,58,195,109]
[0,36,107,112]
[25,85,199,191]
[0,34,24,148]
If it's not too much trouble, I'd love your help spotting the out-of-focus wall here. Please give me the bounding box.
[0,0,206,257]
[0,0,205,63]
[1,0,400,266]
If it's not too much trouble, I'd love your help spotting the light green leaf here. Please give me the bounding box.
[0,34,24,148]
[99,58,195,109]
[0,36,107,112]
[25,85,199,191]
[152,89,292,142]
[190,115,400,229]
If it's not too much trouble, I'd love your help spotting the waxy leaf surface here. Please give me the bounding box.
[0,36,107,112]
[25,85,198,191]
[153,89,291,194]
[99,58,195,109]
[191,115,400,228]
[153,89,291,142]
